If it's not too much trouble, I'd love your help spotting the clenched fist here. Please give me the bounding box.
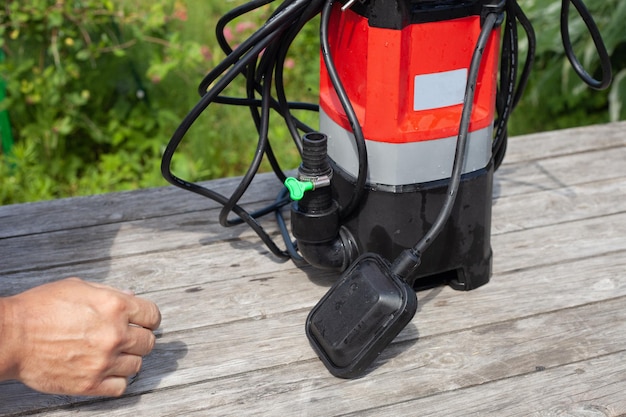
[0,278,161,397]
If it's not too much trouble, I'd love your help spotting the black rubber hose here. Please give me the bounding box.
[161,21,292,259]
[560,0,612,90]
[394,12,499,281]
[320,0,368,220]
[413,12,498,256]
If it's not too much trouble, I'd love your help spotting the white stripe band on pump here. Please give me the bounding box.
[414,68,468,111]
[320,109,493,187]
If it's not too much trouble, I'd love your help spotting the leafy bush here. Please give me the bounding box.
[0,0,209,204]
[508,0,626,133]
[0,0,319,204]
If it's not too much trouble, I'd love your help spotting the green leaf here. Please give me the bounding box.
[75,49,91,61]
[608,69,626,122]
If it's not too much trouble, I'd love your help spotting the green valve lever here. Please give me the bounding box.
[284,177,314,201]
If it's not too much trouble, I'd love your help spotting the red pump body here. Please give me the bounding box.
[318,1,502,290]
[320,6,500,144]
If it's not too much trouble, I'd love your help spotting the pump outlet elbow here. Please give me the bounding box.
[288,132,359,271]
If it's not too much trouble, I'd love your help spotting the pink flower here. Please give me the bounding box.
[223,27,234,43]
[284,58,295,69]
[235,21,257,33]
[173,6,188,21]
[200,45,212,61]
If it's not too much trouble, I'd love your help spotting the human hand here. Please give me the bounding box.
[0,277,161,397]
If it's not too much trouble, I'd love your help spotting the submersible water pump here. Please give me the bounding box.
[161,0,612,378]
[313,0,501,289]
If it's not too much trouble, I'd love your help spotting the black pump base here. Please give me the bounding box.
[331,163,494,291]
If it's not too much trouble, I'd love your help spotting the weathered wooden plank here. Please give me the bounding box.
[1,203,626,352]
[493,143,626,199]
[7,294,626,416]
[146,209,626,334]
[111,295,626,416]
[351,352,626,417]
[492,176,626,234]
[0,238,302,297]
[0,174,286,239]
[501,120,626,165]
[1,247,625,415]
[2,204,625,334]
[492,211,626,273]
[1,123,625,416]
[0,203,286,275]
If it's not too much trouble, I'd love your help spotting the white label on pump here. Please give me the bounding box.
[413,68,468,111]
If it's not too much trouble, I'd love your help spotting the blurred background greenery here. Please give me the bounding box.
[0,0,624,205]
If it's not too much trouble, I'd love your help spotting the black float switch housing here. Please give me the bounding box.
[306,253,418,378]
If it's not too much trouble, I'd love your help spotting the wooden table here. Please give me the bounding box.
[1,122,625,416]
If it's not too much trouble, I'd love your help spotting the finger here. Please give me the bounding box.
[120,325,157,356]
[126,296,162,330]
[107,353,143,378]
[94,376,129,397]
[86,280,160,328]
[79,279,161,329]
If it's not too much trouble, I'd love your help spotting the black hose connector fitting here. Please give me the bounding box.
[391,248,422,285]
[291,132,357,271]
[481,0,506,27]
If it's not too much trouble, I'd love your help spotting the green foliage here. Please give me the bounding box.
[508,0,626,134]
[170,2,319,181]
[0,0,209,204]
[0,0,319,205]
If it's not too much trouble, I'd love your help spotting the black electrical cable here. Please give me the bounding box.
[561,0,612,90]
[494,0,609,170]
[510,1,535,109]
[211,96,317,111]
[493,1,519,171]
[198,0,300,95]
[492,0,536,171]
[215,1,310,220]
[320,0,368,220]
[161,0,314,259]
[217,48,276,229]
[245,46,288,184]
[274,187,306,263]
[274,0,326,152]
[393,11,500,282]
[213,0,322,159]
[213,0,274,58]
[412,12,499,258]
[233,0,324,195]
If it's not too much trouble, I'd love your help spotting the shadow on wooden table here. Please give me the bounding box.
[0,190,191,414]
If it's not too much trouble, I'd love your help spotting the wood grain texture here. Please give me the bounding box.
[0,122,625,416]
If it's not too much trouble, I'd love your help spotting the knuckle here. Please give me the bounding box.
[99,327,125,351]
[104,295,128,315]
[93,355,114,375]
